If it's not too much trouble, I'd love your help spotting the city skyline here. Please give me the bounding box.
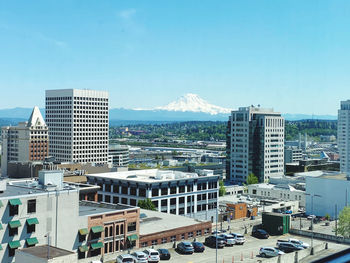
[1,1,350,115]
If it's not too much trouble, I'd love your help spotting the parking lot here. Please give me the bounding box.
[106,232,348,263]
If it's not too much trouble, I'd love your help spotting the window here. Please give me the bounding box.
[113,196,119,204]
[105,195,111,203]
[181,234,185,240]
[127,222,137,232]
[161,199,167,206]
[9,248,16,257]
[27,224,35,234]
[116,225,120,235]
[152,188,159,197]
[141,242,147,248]
[204,228,209,234]
[9,205,18,217]
[130,199,137,206]
[161,237,167,244]
[152,240,158,246]
[188,232,193,238]
[9,228,18,237]
[170,198,176,205]
[196,230,202,236]
[161,188,168,196]
[170,235,176,242]
[27,200,36,213]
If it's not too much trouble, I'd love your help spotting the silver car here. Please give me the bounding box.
[219,233,236,246]
[116,254,135,263]
[132,251,148,263]
[231,233,246,245]
[259,247,285,258]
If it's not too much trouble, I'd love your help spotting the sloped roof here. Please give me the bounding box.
[27,106,46,127]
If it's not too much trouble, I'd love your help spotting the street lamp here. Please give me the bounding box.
[305,193,322,255]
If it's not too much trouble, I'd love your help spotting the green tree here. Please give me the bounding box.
[138,198,157,211]
[219,180,226,196]
[246,173,259,185]
[338,206,350,238]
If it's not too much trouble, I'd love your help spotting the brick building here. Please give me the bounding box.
[138,209,212,248]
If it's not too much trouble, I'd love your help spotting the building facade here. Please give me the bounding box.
[226,106,285,183]
[45,89,109,164]
[284,146,303,164]
[108,144,129,167]
[338,100,350,178]
[1,107,48,176]
[86,169,220,222]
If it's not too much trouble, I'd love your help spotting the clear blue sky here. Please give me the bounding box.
[0,0,349,115]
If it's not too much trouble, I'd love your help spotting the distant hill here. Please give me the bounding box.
[0,107,337,124]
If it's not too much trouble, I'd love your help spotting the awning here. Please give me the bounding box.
[9,199,22,206]
[127,234,138,241]
[79,245,89,252]
[79,228,88,235]
[26,237,38,246]
[0,244,3,250]
[26,218,39,225]
[8,241,21,249]
[0,223,3,230]
[9,220,21,228]
[91,226,103,233]
[91,242,103,250]
[0,200,4,208]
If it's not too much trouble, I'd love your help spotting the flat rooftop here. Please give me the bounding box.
[18,245,74,259]
[86,169,218,183]
[79,201,137,217]
[319,173,348,181]
[139,209,207,236]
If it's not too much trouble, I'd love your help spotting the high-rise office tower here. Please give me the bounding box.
[1,106,49,176]
[45,89,109,163]
[338,100,350,178]
[226,106,285,183]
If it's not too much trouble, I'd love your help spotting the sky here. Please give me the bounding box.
[0,0,350,115]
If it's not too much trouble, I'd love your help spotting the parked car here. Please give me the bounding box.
[231,233,246,245]
[277,243,304,253]
[277,238,310,249]
[143,248,160,263]
[192,241,205,252]
[177,241,194,254]
[219,233,236,246]
[284,210,293,214]
[131,251,148,263]
[117,254,135,263]
[158,248,171,260]
[259,247,285,258]
[252,229,269,239]
[204,235,225,248]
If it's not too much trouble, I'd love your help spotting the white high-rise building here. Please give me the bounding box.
[338,100,350,178]
[45,89,109,163]
[226,106,285,183]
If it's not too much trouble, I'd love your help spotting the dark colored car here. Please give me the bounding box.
[252,229,269,239]
[204,236,225,248]
[278,243,304,253]
[176,242,194,254]
[192,242,205,252]
[158,248,171,260]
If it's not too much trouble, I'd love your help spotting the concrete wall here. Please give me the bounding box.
[290,229,350,245]
[0,189,82,263]
[306,176,350,218]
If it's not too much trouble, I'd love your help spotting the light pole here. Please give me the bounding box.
[215,200,218,263]
[305,193,322,255]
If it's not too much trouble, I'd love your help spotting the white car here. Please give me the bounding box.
[131,251,148,263]
[219,233,236,246]
[116,254,135,263]
[307,215,316,220]
[231,233,246,245]
[289,238,310,248]
[143,248,160,263]
[259,247,285,258]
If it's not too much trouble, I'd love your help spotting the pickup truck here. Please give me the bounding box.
[277,238,310,249]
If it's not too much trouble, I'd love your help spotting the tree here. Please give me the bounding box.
[338,206,350,238]
[138,198,157,211]
[219,180,226,196]
[246,173,259,185]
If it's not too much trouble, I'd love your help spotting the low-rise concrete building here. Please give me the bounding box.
[86,169,219,221]
[247,183,305,207]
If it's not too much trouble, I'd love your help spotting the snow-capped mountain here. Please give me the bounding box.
[155,93,232,115]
